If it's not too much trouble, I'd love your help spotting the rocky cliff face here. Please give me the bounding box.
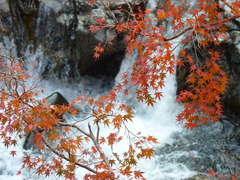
[223,31,240,121]
[0,0,137,81]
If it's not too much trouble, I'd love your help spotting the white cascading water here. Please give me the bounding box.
[113,54,195,180]
[0,39,196,180]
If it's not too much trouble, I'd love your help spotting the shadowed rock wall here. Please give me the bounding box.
[0,0,134,81]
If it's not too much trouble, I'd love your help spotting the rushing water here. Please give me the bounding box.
[0,33,199,180]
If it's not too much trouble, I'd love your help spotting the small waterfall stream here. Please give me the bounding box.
[0,35,192,180]
[0,38,196,180]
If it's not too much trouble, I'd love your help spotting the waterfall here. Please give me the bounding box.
[0,37,194,180]
[115,55,195,180]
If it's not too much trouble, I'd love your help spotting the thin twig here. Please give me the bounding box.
[87,123,114,175]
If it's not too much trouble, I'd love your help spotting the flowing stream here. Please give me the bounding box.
[0,36,194,180]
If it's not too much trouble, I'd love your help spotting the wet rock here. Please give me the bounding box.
[0,0,149,82]
[156,121,240,177]
[46,92,69,106]
[0,0,129,82]
[0,0,10,12]
[6,0,40,48]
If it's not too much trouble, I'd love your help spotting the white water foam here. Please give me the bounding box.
[0,42,196,179]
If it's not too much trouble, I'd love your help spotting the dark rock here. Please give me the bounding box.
[46,92,69,106]
[0,0,127,82]
[7,0,40,50]
[156,121,240,177]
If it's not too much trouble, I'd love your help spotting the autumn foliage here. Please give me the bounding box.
[0,0,240,179]
[90,0,239,128]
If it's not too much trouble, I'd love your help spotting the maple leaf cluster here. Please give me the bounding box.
[0,51,157,179]
[87,0,239,177]
[89,0,239,129]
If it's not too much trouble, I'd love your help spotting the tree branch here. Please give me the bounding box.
[165,15,240,41]
[41,135,99,174]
